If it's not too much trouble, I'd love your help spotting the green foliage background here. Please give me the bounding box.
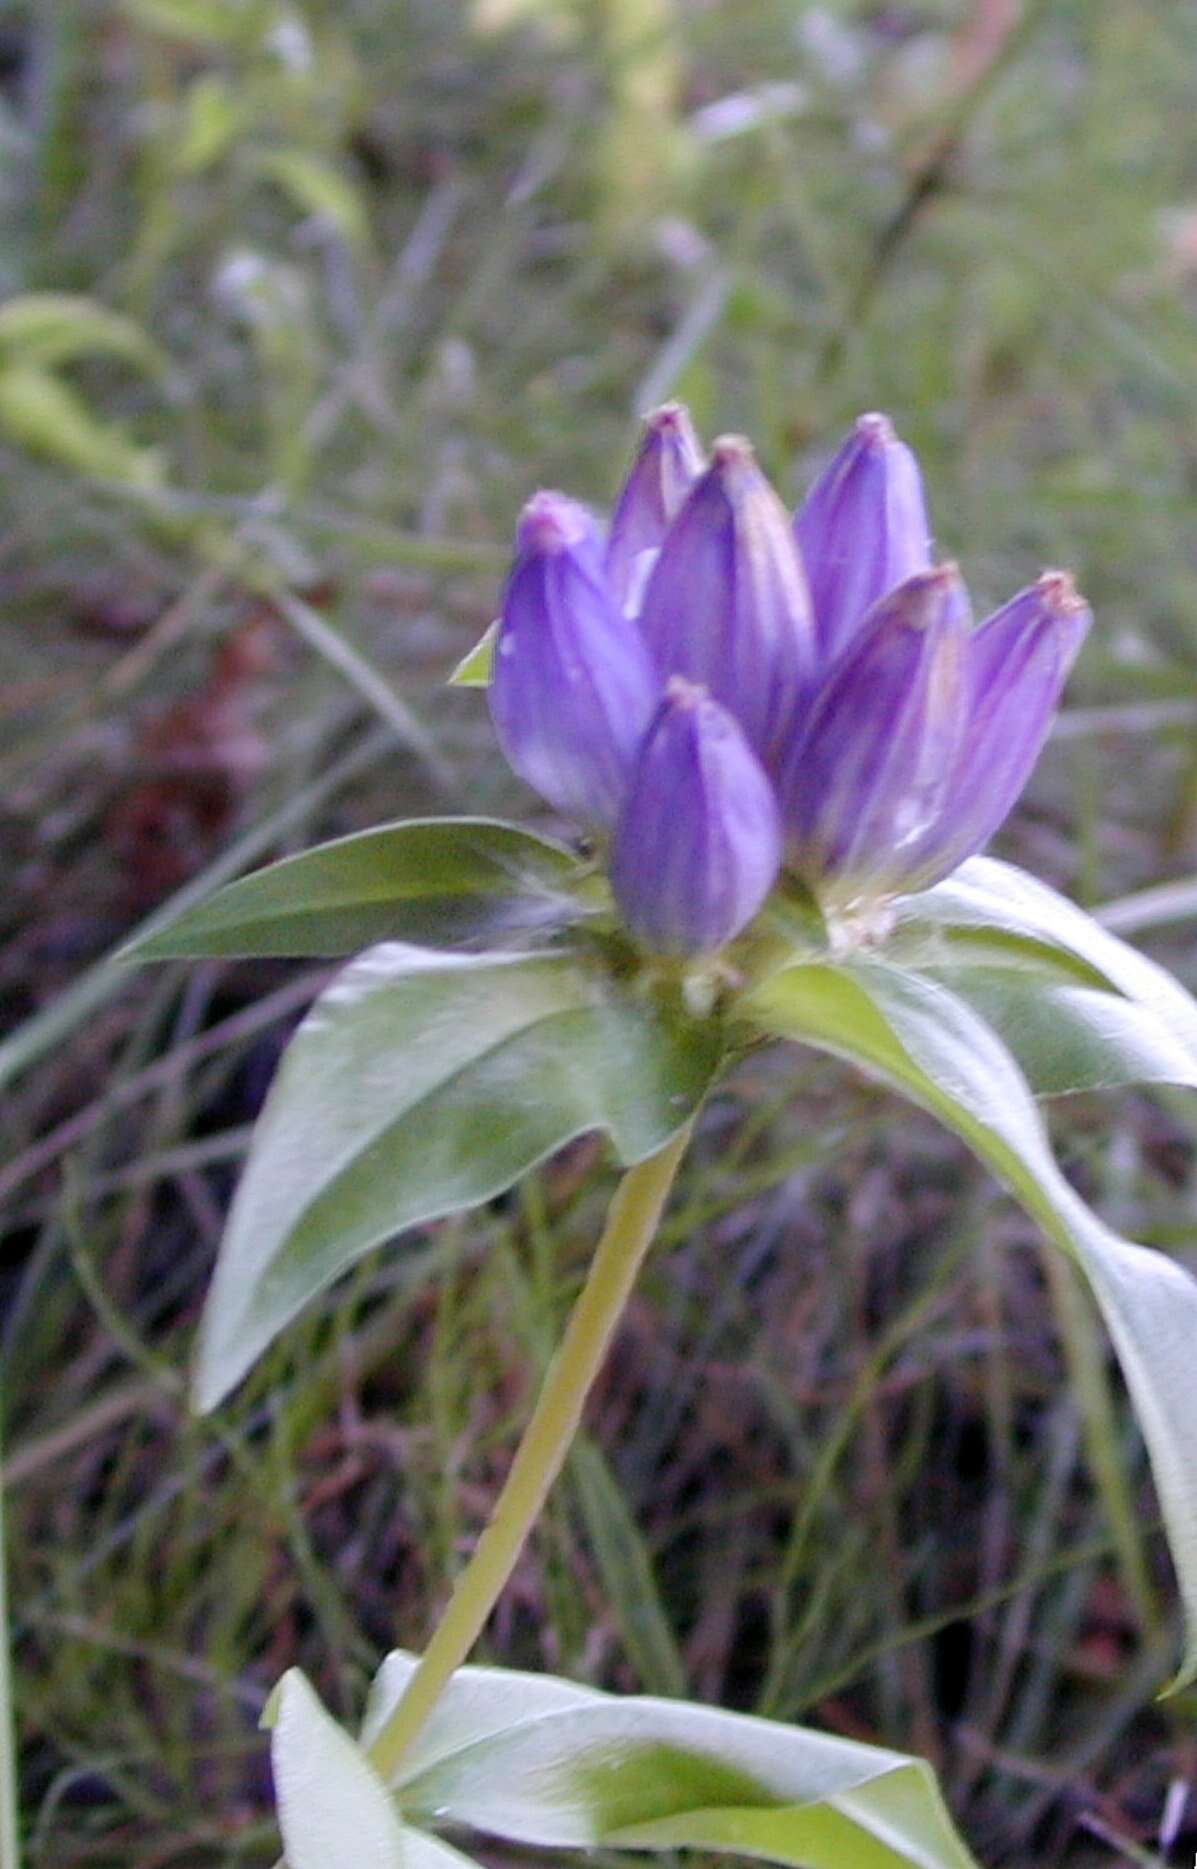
[5,2,1197,1863]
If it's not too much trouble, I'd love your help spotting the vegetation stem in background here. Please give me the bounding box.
[0,1419,22,1869]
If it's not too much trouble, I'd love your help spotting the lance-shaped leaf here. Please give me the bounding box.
[195,943,721,1409]
[894,855,1197,1096]
[124,818,588,959]
[366,1656,977,1869]
[269,1671,485,1869]
[363,1654,602,1783]
[744,957,1197,1687]
[267,1671,405,1869]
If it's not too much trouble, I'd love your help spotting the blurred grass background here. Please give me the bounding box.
[5,0,1197,1862]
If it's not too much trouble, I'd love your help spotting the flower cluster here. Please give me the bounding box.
[489,407,1091,956]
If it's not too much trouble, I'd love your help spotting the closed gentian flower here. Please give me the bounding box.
[489,491,658,829]
[605,403,706,615]
[778,564,970,904]
[905,570,1092,889]
[637,436,816,763]
[795,412,933,662]
[611,678,782,956]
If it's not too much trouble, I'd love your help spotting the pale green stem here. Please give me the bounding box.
[0,1416,22,1869]
[367,1125,692,1786]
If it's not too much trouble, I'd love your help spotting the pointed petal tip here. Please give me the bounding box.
[886,561,964,630]
[642,399,694,435]
[853,410,898,447]
[1035,568,1088,617]
[664,673,708,710]
[711,432,758,471]
[517,490,591,555]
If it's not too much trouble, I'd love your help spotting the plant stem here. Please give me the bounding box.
[367,1124,692,1785]
[0,1416,22,1869]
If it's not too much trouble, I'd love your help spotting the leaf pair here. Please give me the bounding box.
[269,1655,980,1869]
[130,821,1197,1688]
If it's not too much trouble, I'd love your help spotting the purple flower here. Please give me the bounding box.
[795,412,933,662]
[486,407,1091,935]
[637,435,817,763]
[906,571,1092,888]
[776,564,970,904]
[605,403,706,615]
[611,678,782,955]
[489,491,658,829]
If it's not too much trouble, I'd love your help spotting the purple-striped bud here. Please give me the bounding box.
[795,412,933,663]
[606,403,706,615]
[611,678,782,955]
[778,563,970,904]
[907,570,1092,888]
[637,436,817,763]
[489,491,658,829]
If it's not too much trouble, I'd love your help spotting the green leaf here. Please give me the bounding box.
[125,818,589,959]
[176,74,245,175]
[371,1657,977,1869]
[0,365,164,487]
[745,957,1197,1688]
[362,1654,601,1783]
[253,147,371,247]
[0,293,167,375]
[894,856,1197,1095]
[900,856,1197,1052]
[908,966,1197,1098]
[195,943,720,1409]
[268,1670,405,1869]
[449,621,496,687]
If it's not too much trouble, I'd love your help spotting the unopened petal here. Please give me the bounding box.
[777,564,970,904]
[638,436,816,763]
[490,491,659,829]
[909,570,1092,887]
[611,677,782,955]
[606,402,706,614]
[795,412,933,663]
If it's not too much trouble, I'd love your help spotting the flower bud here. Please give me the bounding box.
[489,491,658,829]
[778,564,969,904]
[637,436,817,763]
[907,570,1092,887]
[611,678,782,955]
[795,412,933,662]
[605,402,706,615]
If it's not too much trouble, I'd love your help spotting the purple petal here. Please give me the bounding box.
[611,677,782,955]
[606,403,706,614]
[909,570,1092,887]
[777,563,970,903]
[637,435,817,763]
[795,412,933,663]
[489,491,658,829]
